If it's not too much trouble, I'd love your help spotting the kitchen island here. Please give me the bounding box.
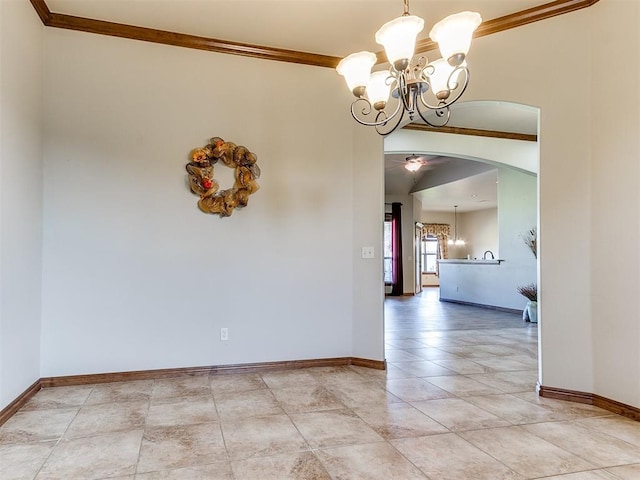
[438,258,527,311]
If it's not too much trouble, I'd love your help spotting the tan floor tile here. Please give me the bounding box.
[392,360,457,377]
[86,380,153,405]
[430,358,495,375]
[259,370,319,390]
[21,385,94,411]
[537,471,619,479]
[348,364,404,381]
[514,392,609,420]
[231,451,330,479]
[209,374,267,394]
[382,378,453,402]
[37,430,143,479]
[146,396,217,428]
[473,345,529,356]
[468,370,538,393]
[524,421,640,467]
[325,381,402,408]
[438,345,495,358]
[151,376,211,399]
[0,441,56,480]
[221,414,308,461]
[411,398,510,431]
[0,408,78,444]
[353,403,448,440]
[308,367,371,387]
[472,357,535,372]
[605,463,640,479]
[392,433,524,480]
[576,416,640,447]
[134,462,234,479]
[385,349,425,362]
[137,423,227,473]
[351,364,413,380]
[425,375,505,396]
[316,442,427,480]
[460,426,595,477]
[215,389,283,421]
[465,393,560,424]
[65,400,148,438]
[403,348,462,361]
[290,409,383,449]
[270,385,345,414]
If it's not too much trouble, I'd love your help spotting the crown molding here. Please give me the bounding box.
[31,0,599,68]
[403,123,538,142]
[29,0,340,68]
[411,0,600,57]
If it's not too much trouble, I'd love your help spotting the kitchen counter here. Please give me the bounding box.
[439,259,504,265]
[437,258,525,311]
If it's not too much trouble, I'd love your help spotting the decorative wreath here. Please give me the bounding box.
[185,136,260,217]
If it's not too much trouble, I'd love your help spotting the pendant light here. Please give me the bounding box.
[336,0,482,135]
[448,205,465,246]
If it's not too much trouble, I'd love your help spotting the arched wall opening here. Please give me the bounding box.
[382,100,540,380]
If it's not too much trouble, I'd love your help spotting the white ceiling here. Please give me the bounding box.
[47,0,547,58]
[413,169,499,212]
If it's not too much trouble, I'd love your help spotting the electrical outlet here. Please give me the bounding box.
[220,328,228,341]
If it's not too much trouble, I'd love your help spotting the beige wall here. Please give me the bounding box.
[0,0,44,409]
[467,1,638,405]
[40,29,384,376]
[2,0,639,411]
[589,1,640,406]
[458,209,498,260]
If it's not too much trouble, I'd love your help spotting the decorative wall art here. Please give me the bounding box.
[185,137,260,217]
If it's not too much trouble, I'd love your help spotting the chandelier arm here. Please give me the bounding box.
[418,66,470,111]
[375,107,406,136]
[415,103,451,127]
[349,97,403,128]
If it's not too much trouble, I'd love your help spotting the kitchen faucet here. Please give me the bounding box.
[483,250,495,260]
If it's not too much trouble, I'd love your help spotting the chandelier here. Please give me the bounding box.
[448,205,465,246]
[336,0,481,135]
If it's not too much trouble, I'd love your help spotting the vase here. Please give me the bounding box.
[525,300,538,323]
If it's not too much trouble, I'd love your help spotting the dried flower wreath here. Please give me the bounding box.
[185,137,260,217]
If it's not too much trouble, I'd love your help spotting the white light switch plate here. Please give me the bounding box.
[362,246,375,259]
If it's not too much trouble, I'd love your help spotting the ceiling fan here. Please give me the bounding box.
[386,154,449,173]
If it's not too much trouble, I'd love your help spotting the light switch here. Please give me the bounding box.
[362,246,375,259]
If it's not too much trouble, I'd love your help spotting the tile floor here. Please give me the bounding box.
[2,288,640,479]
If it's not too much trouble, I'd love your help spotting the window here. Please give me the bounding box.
[383,217,392,284]
[422,236,438,273]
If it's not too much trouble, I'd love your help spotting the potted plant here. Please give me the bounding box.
[518,283,537,323]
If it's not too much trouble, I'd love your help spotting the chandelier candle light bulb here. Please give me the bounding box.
[375,14,424,71]
[429,12,482,66]
[336,0,481,135]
